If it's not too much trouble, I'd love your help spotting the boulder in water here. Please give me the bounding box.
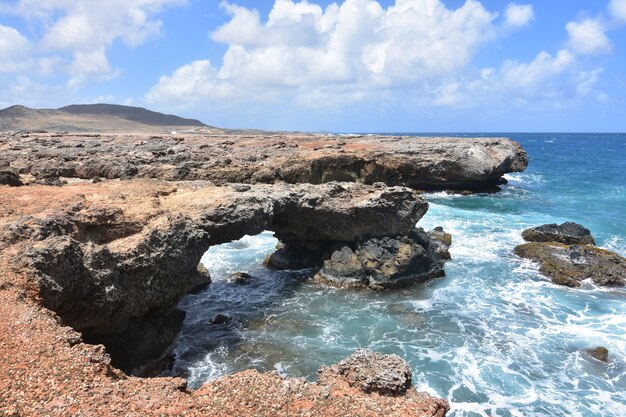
[514,242,625,287]
[521,222,596,245]
[585,346,609,362]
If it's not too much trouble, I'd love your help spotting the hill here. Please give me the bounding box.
[0,104,220,133]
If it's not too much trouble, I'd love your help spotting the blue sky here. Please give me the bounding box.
[1,0,625,132]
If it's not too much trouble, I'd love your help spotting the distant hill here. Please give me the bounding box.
[0,104,220,133]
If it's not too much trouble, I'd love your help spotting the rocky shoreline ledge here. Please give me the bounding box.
[0,133,528,416]
[0,132,528,192]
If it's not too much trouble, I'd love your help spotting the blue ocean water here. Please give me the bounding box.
[173,133,626,417]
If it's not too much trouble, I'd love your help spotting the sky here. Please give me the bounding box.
[1,0,625,132]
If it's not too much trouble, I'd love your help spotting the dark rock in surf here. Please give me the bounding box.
[521,222,596,245]
[211,314,230,325]
[585,346,609,362]
[314,228,451,290]
[230,272,252,283]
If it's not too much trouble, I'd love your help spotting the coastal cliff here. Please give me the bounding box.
[0,132,528,191]
[0,132,528,416]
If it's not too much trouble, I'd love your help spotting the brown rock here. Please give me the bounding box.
[586,346,609,362]
[514,242,625,288]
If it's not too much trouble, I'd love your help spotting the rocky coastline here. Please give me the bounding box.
[0,132,529,416]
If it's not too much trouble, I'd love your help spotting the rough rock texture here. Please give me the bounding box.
[0,281,450,416]
[514,242,626,287]
[314,228,451,290]
[0,167,22,186]
[317,350,413,396]
[521,222,596,245]
[0,131,528,191]
[1,180,425,370]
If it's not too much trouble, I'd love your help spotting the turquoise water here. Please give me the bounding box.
[173,133,626,417]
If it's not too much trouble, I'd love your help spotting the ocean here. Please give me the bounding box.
[172,133,626,417]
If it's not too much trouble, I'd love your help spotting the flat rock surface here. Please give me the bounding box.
[0,132,528,190]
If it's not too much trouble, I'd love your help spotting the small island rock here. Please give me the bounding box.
[521,222,596,245]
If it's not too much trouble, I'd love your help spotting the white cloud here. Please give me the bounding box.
[565,19,612,55]
[3,0,185,79]
[149,0,507,106]
[504,3,534,28]
[0,25,31,72]
[433,49,580,108]
[609,0,626,22]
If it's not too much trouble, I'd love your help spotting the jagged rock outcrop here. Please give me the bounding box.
[521,222,596,245]
[514,242,626,288]
[1,180,425,370]
[317,350,414,395]
[0,132,528,191]
[313,228,451,290]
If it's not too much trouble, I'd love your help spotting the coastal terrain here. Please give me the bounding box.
[0,107,530,416]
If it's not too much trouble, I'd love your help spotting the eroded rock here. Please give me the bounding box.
[0,132,528,191]
[2,180,425,369]
[521,222,596,245]
[317,350,413,396]
[0,168,23,186]
[314,228,451,290]
[514,242,626,287]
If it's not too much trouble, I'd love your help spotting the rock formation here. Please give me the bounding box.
[0,131,530,416]
[515,223,624,288]
[0,131,528,191]
[514,242,625,287]
[314,227,451,290]
[1,180,425,371]
[521,222,596,245]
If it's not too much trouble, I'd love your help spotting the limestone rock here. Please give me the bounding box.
[317,350,413,396]
[514,242,625,287]
[521,222,596,245]
[0,131,528,191]
[314,228,451,290]
[2,180,425,369]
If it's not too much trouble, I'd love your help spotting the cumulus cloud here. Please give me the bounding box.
[0,25,31,72]
[3,0,185,79]
[609,0,626,22]
[565,19,612,55]
[504,3,534,28]
[149,0,509,106]
[433,49,583,108]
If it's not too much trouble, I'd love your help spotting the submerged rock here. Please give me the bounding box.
[317,350,413,396]
[211,314,230,325]
[514,242,626,287]
[521,222,596,245]
[585,346,609,362]
[314,228,451,290]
